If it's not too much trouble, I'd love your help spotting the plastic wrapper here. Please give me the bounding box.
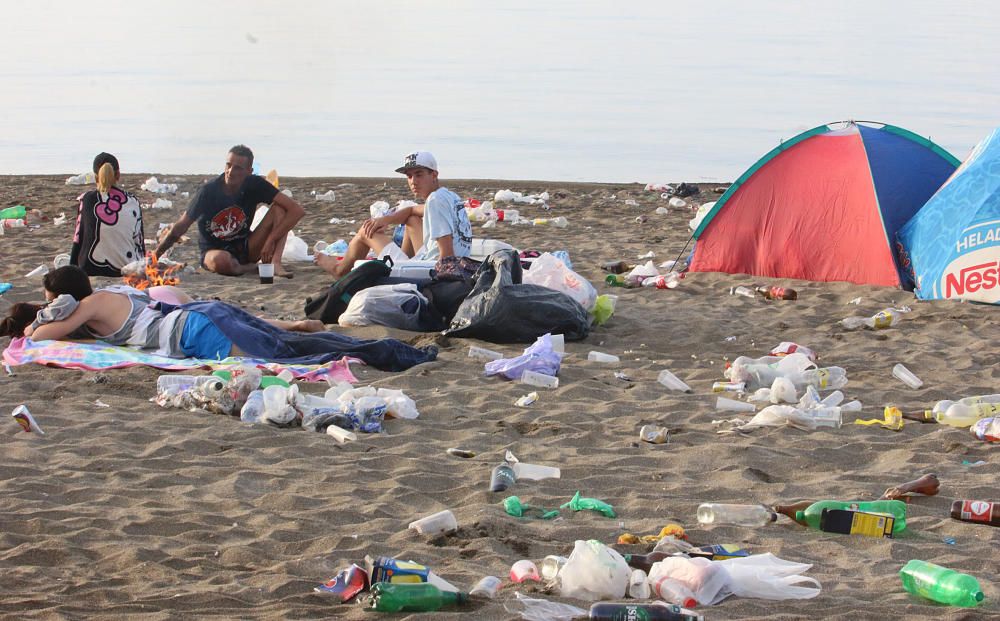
[522,252,597,311]
[558,540,630,601]
[972,416,1000,441]
[484,333,562,380]
[445,250,590,343]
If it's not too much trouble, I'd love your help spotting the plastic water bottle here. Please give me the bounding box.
[841,307,907,330]
[899,560,984,607]
[697,503,777,527]
[932,393,1000,416]
[156,375,221,396]
[240,390,265,423]
[936,402,1000,428]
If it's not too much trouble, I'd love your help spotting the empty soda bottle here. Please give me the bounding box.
[364,582,468,612]
[489,462,516,492]
[899,560,984,607]
[950,500,999,527]
[697,503,777,527]
[775,499,907,534]
[935,402,1000,428]
[602,260,634,274]
[756,285,797,300]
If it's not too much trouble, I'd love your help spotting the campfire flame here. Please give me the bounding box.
[122,253,181,289]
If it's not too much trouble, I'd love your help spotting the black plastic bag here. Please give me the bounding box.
[444,250,591,343]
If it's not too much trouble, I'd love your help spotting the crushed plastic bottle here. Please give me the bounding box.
[841,307,909,330]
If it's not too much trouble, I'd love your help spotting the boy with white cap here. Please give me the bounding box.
[317,151,472,278]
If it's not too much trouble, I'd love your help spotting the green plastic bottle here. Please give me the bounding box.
[899,560,984,607]
[0,205,27,220]
[365,582,468,613]
[795,500,907,534]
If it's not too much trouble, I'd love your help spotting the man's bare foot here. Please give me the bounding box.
[274,266,294,279]
[315,253,347,277]
[292,319,325,333]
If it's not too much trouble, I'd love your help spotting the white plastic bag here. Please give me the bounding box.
[376,388,420,420]
[648,556,729,606]
[522,252,597,311]
[558,540,630,601]
[648,553,820,606]
[718,553,821,601]
[282,230,310,262]
[338,283,429,331]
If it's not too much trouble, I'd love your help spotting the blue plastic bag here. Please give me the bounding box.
[484,333,562,380]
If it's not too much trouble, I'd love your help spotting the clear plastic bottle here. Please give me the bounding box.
[932,394,1000,416]
[797,367,848,390]
[841,307,907,330]
[240,389,264,423]
[935,402,1000,428]
[899,560,984,607]
[156,375,221,396]
[696,503,777,527]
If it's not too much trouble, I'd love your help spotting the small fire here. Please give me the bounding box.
[122,253,182,289]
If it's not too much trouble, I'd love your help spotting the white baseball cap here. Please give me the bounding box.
[395,151,438,174]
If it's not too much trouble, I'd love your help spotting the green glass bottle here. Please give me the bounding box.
[899,560,984,607]
[794,499,907,534]
[365,582,468,613]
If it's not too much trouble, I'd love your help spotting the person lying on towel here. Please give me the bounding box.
[0,267,436,372]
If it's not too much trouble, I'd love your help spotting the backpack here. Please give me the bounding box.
[303,257,393,323]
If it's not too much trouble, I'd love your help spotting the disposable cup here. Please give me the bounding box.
[540,555,568,581]
[53,253,71,269]
[521,370,559,389]
[892,363,923,389]
[25,264,48,278]
[407,509,458,536]
[258,263,274,284]
[468,345,503,361]
[549,333,565,353]
[509,559,541,583]
[716,396,755,412]
[512,462,561,481]
[326,425,357,443]
[657,369,691,392]
[588,351,620,363]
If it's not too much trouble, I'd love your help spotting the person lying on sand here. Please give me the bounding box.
[1,266,437,371]
[154,145,305,278]
[316,151,472,278]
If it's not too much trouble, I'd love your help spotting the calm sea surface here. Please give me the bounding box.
[2,1,998,182]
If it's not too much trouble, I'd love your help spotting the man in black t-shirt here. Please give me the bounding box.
[154,145,305,276]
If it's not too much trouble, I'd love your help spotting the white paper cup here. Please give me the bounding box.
[407,509,458,536]
[258,263,274,284]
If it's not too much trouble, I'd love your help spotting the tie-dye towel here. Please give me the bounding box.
[2,337,358,383]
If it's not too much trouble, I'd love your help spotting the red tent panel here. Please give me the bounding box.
[690,133,900,286]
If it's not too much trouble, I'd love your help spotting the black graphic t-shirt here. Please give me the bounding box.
[186,174,279,251]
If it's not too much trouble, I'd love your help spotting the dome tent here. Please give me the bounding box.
[897,127,1000,303]
[689,121,959,287]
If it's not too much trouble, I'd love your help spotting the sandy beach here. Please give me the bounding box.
[1,173,997,620]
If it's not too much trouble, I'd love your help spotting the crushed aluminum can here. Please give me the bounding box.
[639,424,669,444]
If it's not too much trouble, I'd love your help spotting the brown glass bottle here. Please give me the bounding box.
[950,500,1000,526]
[602,260,634,274]
[756,285,798,300]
